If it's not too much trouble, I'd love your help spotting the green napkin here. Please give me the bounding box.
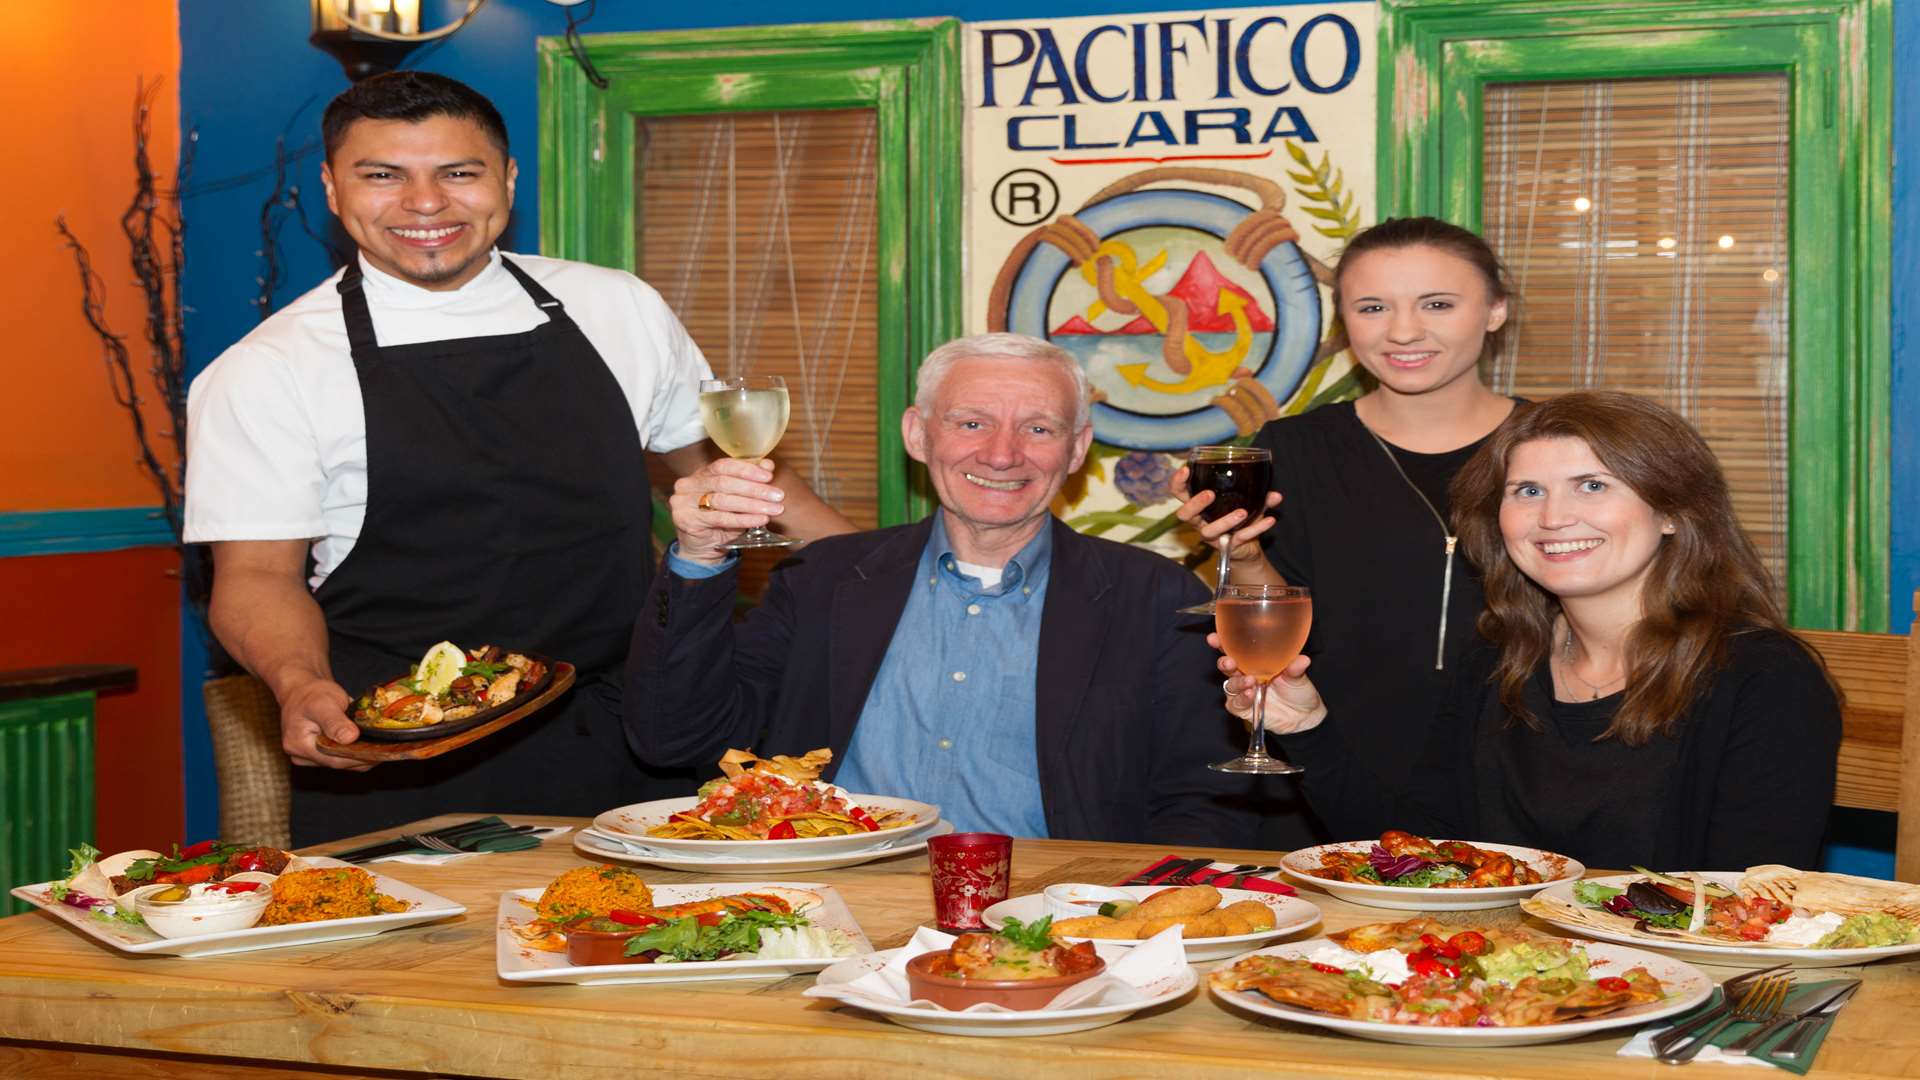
[1655,978,1850,1074]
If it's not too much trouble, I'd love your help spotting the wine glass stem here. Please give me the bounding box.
[1246,676,1274,762]
[1212,538,1233,601]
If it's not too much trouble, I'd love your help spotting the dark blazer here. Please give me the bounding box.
[624,516,1261,846]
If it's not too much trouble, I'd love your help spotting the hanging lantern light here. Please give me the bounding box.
[308,1,488,82]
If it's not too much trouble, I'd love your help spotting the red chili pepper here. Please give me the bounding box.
[1310,963,1347,975]
[205,880,262,894]
[1597,976,1631,993]
[1446,931,1490,957]
[847,806,880,832]
[607,909,661,928]
[178,840,217,860]
[767,821,798,840]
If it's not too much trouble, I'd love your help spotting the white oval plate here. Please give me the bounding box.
[496,881,872,985]
[9,857,464,958]
[1524,871,1920,968]
[981,886,1321,963]
[1281,841,1581,911]
[813,943,1197,1037]
[574,820,954,874]
[591,794,940,856]
[1210,937,1711,1047]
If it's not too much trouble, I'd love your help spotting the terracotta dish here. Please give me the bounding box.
[904,950,1105,1011]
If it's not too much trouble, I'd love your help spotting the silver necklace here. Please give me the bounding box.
[1559,625,1624,700]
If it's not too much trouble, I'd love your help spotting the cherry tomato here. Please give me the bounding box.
[1310,963,1347,975]
[229,850,266,873]
[1418,933,1445,950]
[1407,950,1461,979]
[1596,976,1631,993]
[767,821,798,840]
[1446,931,1490,957]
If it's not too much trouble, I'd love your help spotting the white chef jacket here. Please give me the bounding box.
[184,250,712,587]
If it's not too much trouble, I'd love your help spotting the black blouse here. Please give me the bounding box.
[1251,402,1496,841]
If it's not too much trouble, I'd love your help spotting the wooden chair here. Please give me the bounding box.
[203,672,291,850]
[1797,589,1920,882]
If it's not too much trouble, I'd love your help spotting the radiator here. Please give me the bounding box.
[0,692,95,916]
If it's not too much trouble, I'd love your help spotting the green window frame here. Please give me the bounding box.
[538,19,964,525]
[1379,0,1892,630]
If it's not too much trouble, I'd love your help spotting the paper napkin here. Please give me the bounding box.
[375,825,571,865]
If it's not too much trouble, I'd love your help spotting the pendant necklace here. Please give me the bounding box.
[1559,625,1624,700]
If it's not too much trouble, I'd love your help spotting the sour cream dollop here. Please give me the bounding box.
[1305,943,1414,984]
[1766,910,1846,947]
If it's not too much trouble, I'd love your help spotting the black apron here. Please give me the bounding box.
[297,256,687,845]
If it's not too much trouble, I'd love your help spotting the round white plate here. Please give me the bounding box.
[981,886,1321,963]
[1280,841,1581,911]
[591,794,940,856]
[574,820,954,874]
[1210,937,1711,1047]
[1525,871,1920,968]
[813,943,1197,1037]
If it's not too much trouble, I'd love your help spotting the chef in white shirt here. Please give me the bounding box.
[185,72,850,844]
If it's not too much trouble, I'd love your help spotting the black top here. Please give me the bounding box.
[1479,670,1683,870]
[1284,628,1841,870]
[624,517,1263,847]
[1251,401,1497,841]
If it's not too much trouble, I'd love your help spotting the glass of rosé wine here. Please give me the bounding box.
[1211,584,1311,774]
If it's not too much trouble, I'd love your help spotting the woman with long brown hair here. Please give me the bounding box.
[1222,391,1840,869]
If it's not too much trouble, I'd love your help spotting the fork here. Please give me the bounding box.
[1649,963,1788,1056]
[404,834,466,854]
[1657,973,1794,1064]
[1161,859,1220,886]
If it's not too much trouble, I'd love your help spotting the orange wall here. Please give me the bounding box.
[1,5,182,512]
[0,549,184,850]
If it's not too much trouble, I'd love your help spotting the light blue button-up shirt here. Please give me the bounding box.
[665,514,1053,837]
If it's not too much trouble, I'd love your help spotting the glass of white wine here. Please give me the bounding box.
[698,374,800,551]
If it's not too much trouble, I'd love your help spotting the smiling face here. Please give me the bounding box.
[1499,436,1674,612]
[321,114,516,292]
[1338,243,1508,398]
[902,355,1093,561]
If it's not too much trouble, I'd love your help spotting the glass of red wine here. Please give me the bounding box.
[1211,583,1312,774]
[1177,445,1275,615]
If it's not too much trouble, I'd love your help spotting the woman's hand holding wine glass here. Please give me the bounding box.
[1170,464,1282,561]
[1212,642,1327,736]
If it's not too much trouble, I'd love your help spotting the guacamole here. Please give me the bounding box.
[1470,939,1589,984]
[1813,912,1920,949]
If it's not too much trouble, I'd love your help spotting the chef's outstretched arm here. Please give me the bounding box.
[209,540,372,771]
[657,442,857,542]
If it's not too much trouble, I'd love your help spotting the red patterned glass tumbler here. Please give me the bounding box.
[928,832,1013,932]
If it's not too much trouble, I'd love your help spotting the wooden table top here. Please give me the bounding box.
[2,816,1916,1079]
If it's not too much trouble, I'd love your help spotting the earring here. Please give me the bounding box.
[1661,523,1676,535]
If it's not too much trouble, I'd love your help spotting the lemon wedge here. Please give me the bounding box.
[415,641,467,696]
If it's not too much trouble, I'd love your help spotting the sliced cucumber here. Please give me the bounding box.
[1097,899,1138,918]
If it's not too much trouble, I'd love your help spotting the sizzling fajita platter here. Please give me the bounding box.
[1522,866,1920,967]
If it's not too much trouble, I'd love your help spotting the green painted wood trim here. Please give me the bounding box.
[1379,0,1892,631]
[0,508,174,558]
[538,18,962,526]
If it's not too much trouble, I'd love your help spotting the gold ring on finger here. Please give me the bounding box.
[698,492,716,511]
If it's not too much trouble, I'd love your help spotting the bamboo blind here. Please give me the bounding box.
[1482,75,1791,595]
[635,109,881,593]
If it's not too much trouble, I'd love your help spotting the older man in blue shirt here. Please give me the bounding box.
[626,333,1260,844]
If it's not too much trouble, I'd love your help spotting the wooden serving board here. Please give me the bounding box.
[314,662,576,762]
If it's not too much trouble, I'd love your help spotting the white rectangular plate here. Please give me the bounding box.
[497,880,872,985]
[10,856,466,958]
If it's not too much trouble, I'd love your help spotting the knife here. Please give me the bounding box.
[1762,981,1861,1061]
[1122,857,1211,887]
[1723,979,1861,1055]
[1649,963,1789,1056]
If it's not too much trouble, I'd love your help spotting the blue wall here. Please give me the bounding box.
[178,0,1914,870]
